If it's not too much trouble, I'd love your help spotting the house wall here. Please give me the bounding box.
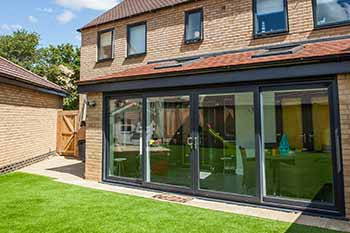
[85,92,103,181]
[81,0,350,218]
[337,73,350,218]
[0,83,63,169]
[80,0,350,81]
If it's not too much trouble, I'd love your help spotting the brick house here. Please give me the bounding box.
[78,0,350,218]
[0,57,68,173]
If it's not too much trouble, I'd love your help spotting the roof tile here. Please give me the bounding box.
[0,57,68,95]
[79,38,350,84]
[81,0,191,30]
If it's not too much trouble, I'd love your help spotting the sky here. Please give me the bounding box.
[0,0,122,47]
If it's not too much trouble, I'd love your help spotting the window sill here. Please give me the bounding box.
[96,58,114,63]
[184,38,203,45]
[314,21,350,30]
[126,52,147,59]
[254,30,289,39]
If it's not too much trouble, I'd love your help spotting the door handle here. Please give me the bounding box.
[335,128,342,173]
[187,136,198,150]
[187,136,193,146]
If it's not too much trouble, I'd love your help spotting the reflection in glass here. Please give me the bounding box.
[255,0,287,34]
[146,96,192,187]
[262,88,334,203]
[186,10,202,42]
[98,30,113,60]
[199,92,256,195]
[128,24,146,56]
[315,0,350,26]
[108,98,142,179]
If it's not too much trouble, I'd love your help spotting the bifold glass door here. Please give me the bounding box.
[105,81,342,213]
[145,96,192,188]
[198,92,257,196]
[108,98,143,179]
[261,87,335,204]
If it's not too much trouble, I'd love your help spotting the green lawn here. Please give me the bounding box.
[0,172,344,233]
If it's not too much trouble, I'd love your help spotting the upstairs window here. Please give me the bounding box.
[97,29,114,61]
[127,22,147,57]
[185,9,203,43]
[254,0,288,36]
[314,0,350,27]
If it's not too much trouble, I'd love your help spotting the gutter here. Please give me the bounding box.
[0,74,69,97]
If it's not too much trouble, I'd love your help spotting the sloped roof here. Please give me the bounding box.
[0,57,68,96]
[79,37,350,85]
[80,0,191,31]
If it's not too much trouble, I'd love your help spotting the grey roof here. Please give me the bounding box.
[0,56,68,96]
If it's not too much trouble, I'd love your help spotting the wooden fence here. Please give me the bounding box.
[56,110,80,158]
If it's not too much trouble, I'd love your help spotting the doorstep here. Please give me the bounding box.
[20,156,350,233]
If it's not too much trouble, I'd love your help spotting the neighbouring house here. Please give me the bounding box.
[78,0,350,218]
[0,57,68,173]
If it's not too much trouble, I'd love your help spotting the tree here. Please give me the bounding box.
[0,30,80,110]
[0,30,40,70]
[34,44,80,110]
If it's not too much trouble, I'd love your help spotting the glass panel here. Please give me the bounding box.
[128,24,146,56]
[315,0,350,26]
[199,92,256,196]
[99,31,113,60]
[186,11,202,41]
[146,96,192,187]
[255,0,287,34]
[108,98,142,179]
[262,88,334,204]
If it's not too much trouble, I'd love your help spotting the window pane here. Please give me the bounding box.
[255,0,287,34]
[128,24,146,56]
[146,96,191,187]
[108,98,142,179]
[315,0,350,26]
[186,11,202,41]
[199,92,256,196]
[99,31,113,60]
[262,88,334,204]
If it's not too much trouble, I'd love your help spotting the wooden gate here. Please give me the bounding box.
[56,110,79,157]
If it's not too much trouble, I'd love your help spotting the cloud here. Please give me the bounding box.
[28,16,38,23]
[56,10,75,24]
[0,24,22,31]
[317,1,350,24]
[55,0,121,11]
[36,7,53,13]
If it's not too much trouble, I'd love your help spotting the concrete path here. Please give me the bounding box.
[20,156,350,232]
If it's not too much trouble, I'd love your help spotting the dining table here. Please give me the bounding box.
[265,152,296,196]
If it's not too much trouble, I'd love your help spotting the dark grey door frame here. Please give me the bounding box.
[141,91,196,193]
[101,77,345,217]
[258,80,345,216]
[191,86,261,204]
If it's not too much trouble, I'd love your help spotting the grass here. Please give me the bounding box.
[0,172,345,233]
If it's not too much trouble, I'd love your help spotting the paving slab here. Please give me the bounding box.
[20,156,350,232]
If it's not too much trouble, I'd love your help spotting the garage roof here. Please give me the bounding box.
[0,57,69,97]
[80,0,191,31]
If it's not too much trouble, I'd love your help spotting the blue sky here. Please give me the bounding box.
[0,0,122,47]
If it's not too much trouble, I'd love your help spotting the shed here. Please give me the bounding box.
[0,56,68,173]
